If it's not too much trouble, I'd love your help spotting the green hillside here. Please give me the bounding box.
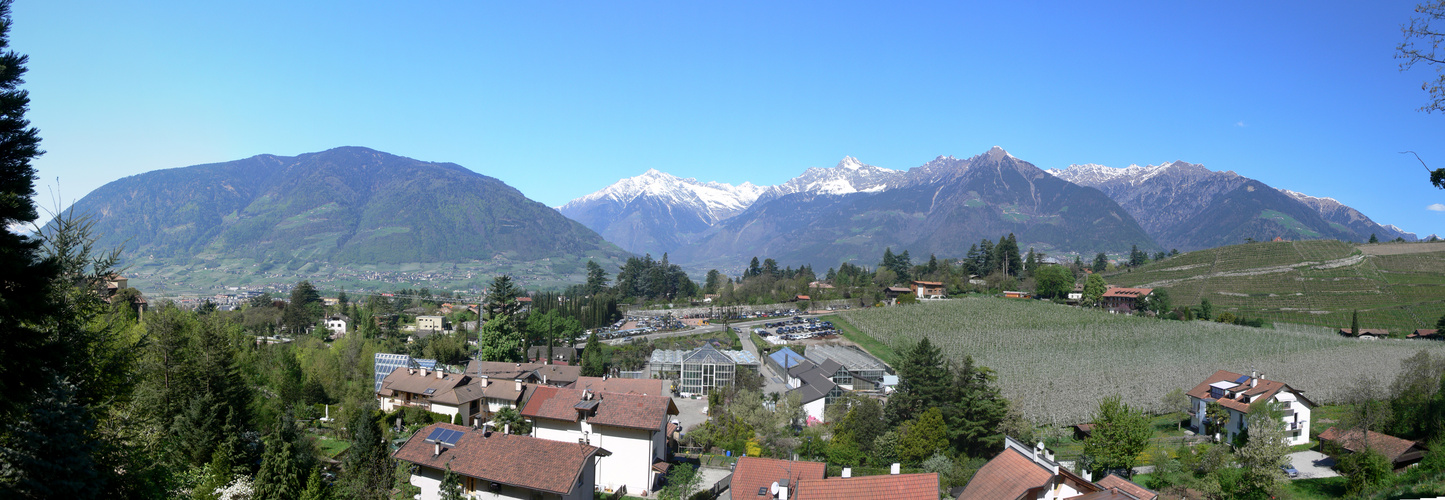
[1105,239,1445,335]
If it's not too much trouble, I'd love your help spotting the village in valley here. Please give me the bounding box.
[96,236,1440,500]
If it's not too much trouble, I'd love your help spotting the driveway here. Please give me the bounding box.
[1287,450,1339,479]
[674,395,710,432]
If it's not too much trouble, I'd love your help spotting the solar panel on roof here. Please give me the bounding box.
[1234,375,1250,384]
[437,429,463,446]
[424,427,449,443]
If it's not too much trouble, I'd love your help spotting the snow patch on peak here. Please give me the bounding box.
[1280,189,1340,206]
[766,157,902,198]
[561,169,770,221]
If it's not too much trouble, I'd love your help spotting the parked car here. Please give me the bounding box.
[1281,463,1299,478]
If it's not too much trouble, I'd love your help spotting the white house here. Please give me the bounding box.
[522,386,678,496]
[417,315,446,331]
[785,359,843,424]
[1187,370,1315,446]
[324,315,348,337]
[393,423,608,500]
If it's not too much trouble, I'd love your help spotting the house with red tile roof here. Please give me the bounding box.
[1187,370,1315,446]
[376,366,470,413]
[794,472,940,500]
[730,457,826,500]
[393,422,609,500]
[1100,288,1152,313]
[910,280,946,299]
[1094,474,1156,500]
[957,436,1101,500]
[521,386,679,496]
[569,376,668,396]
[1408,329,1441,340]
[1318,427,1429,470]
[1338,328,1391,339]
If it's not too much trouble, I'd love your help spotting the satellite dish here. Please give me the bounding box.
[770,482,780,495]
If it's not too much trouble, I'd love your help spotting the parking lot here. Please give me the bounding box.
[1286,450,1339,479]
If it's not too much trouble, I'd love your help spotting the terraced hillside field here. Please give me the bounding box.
[840,297,1445,425]
[1106,240,1445,335]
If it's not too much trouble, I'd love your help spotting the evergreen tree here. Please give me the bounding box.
[299,469,328,500]
[285,281,323,335]
[584,260,609,295]
[339,408,392,500]
[747,257,762,278]
[0,0,54,423]
[946,356,1010,457]
[703,269,723,294]
[253,432,303,500]
[895,407,947,466]
[1369,233,1379,243]
[884,337,951,425]
[0,376,101,498]
[579,330,607,377]
[1129,245,1147,267]
[484,275,524,320]
[1091,252,1109,273]
[1352,309,1360,336]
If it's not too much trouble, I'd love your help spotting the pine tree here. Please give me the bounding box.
[299,469,328,500]
[885,337,951,425]
[0,0,58,423]
[253,432,303,500]
[1351,309,1360,336]
[0,376,102,498]
[340,408,392,500]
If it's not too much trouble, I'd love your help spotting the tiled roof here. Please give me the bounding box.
[569,377,667,396]
[1409,329,1439,339]
[730,457,826,500]
[1185,370,1314,413]
[521,386,678,430]
[377,367,469,397]
[793,472,939,500]
[1101,288,1153,298]
[1070,490,1142,500]
[1096,474,1156,500]
[1317,427,1424,463]
[912,281,944,286]
[956,448,1052,500]
[1339,328,1391,337]
[392,423,606,495]
[465,360,580,386]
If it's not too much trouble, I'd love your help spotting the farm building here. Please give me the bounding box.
[910,280,946,299]
[1100,287,1153,313]
[1318,427,1428,470]
[766,347,808,375]
[1338,328,1391,339]
[1187,370,1315,446]
[1409,329,1441,340]
[647,345,758,395]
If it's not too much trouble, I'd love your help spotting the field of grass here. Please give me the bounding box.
[839,297,1445,425]
[1107,240,1445,335]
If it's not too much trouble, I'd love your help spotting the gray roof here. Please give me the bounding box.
[788,369,837,405]
[683,345,734,364]
[805,345,887,372]
[651,347,758,366]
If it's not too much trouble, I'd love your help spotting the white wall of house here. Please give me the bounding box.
[1192,391,1312,446]
[325,319,346,335]
[417,316,445,330]
[429,402,461,421]
[532,418,661,495]
[801,398,826,423]
[410,464,584,500]
[1031,477,1088,500]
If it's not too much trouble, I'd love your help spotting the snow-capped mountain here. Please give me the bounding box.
[1280,190,1418,242]
[755,156,903,203]
[1049,161,1404,250]
[561,169,765,225]
[557,170,768,257]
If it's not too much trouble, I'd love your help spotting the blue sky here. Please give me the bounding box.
[14,1,1445,236]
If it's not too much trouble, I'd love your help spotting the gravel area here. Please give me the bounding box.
[1287,450,1339,479]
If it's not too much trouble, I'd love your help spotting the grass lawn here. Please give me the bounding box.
[1285,476,1347,499]
[1050,414,1193,464]
[824,314,899,367]
[312,434,351,459]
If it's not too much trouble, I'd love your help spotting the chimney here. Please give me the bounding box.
[434,443,441,456]
[890,463,900,475]
[420,368,428,377]
[516,380,522,392]
[504,423,511,435]
[841,468,851,478]
[436,369,444,379]
[543,374,548,385]
[480,377,488,387]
